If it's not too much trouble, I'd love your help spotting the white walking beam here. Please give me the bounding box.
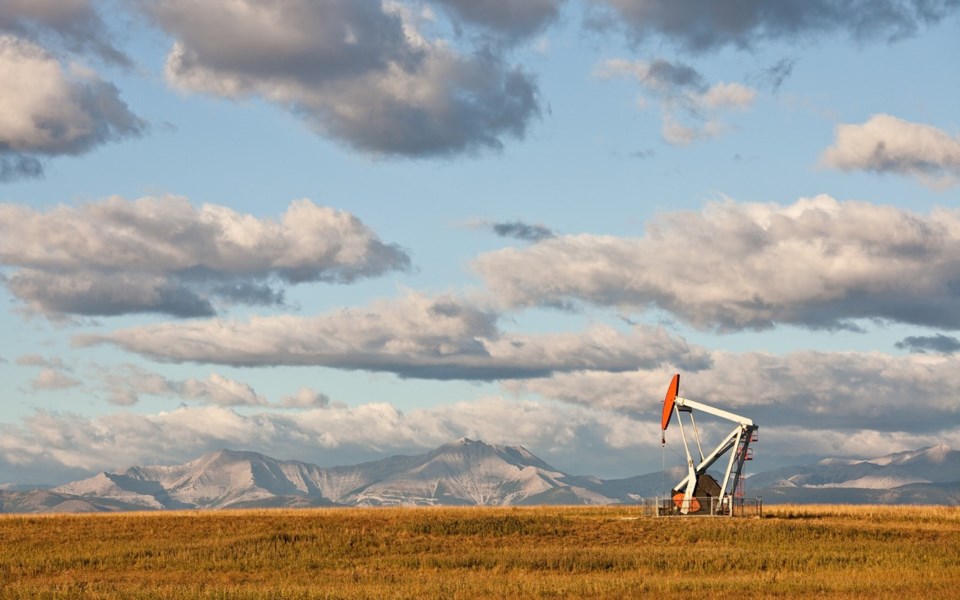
[674,396,753,428]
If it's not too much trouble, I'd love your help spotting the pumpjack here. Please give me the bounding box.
[660,374,758,514]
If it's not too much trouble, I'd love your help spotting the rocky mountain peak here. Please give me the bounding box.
[36,440,616,511]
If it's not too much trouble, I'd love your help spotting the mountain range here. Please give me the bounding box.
[1,439,957,513]
[746,445,960,505]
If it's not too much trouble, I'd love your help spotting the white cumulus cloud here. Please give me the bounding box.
[14,355,80,391]
[0,35,144,180]
[0,195,410,318]
[76,291,710,379]
[822,114,960,188]
[279,388,332,409]
[146,0,541,157]
[0,0,130,66]
[474,195,960,331]
[508,350,960,433]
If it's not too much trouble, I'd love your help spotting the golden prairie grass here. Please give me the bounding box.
[0,504,958,599]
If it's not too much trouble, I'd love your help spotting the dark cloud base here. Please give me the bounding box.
[896,334,960,354]
[590,0,960,52]
[491,220,556,242]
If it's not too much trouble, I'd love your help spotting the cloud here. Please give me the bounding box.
[7,271,218,319]
[100,365,268,407]
[15,355,81,391]
[432,0,564,41]
[821,114,960,188]
[0,35,145,179]
[0,154,42,182]
[474,195,960,331]
[610,58,709,95]
[698,82,756,109]
[761,426,957,467]
[896,334,960,354]
[15,354,64,368]
[101,365,179,406]
[508,349,960,435]
[588,0,960,52]
[0,196,410,318]
[76,291,710,379]
[661,116,727,146]
[10,338,960,482]
[596,58,755,146]
[0,397,659,484]
[279,387,331,409]
[596,58,705,96]
[0,0,131,66]
[181,374,268,407]
[145,0,541,157]
[474,219,556,242]
[30,368,82,391]
[101,365,331,410]
[751,58,796,93]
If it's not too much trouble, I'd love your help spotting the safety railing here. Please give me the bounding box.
[642,495,762,517]
[729,496,763,517]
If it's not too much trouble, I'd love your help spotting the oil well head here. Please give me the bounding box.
[659,373,759,516]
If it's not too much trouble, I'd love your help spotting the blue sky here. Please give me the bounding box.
[1,0,959,486]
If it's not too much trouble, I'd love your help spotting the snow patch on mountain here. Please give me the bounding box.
[865,445,952,466]
[809,475,932,490]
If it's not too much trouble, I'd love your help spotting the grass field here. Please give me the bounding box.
[1,505,958,599]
